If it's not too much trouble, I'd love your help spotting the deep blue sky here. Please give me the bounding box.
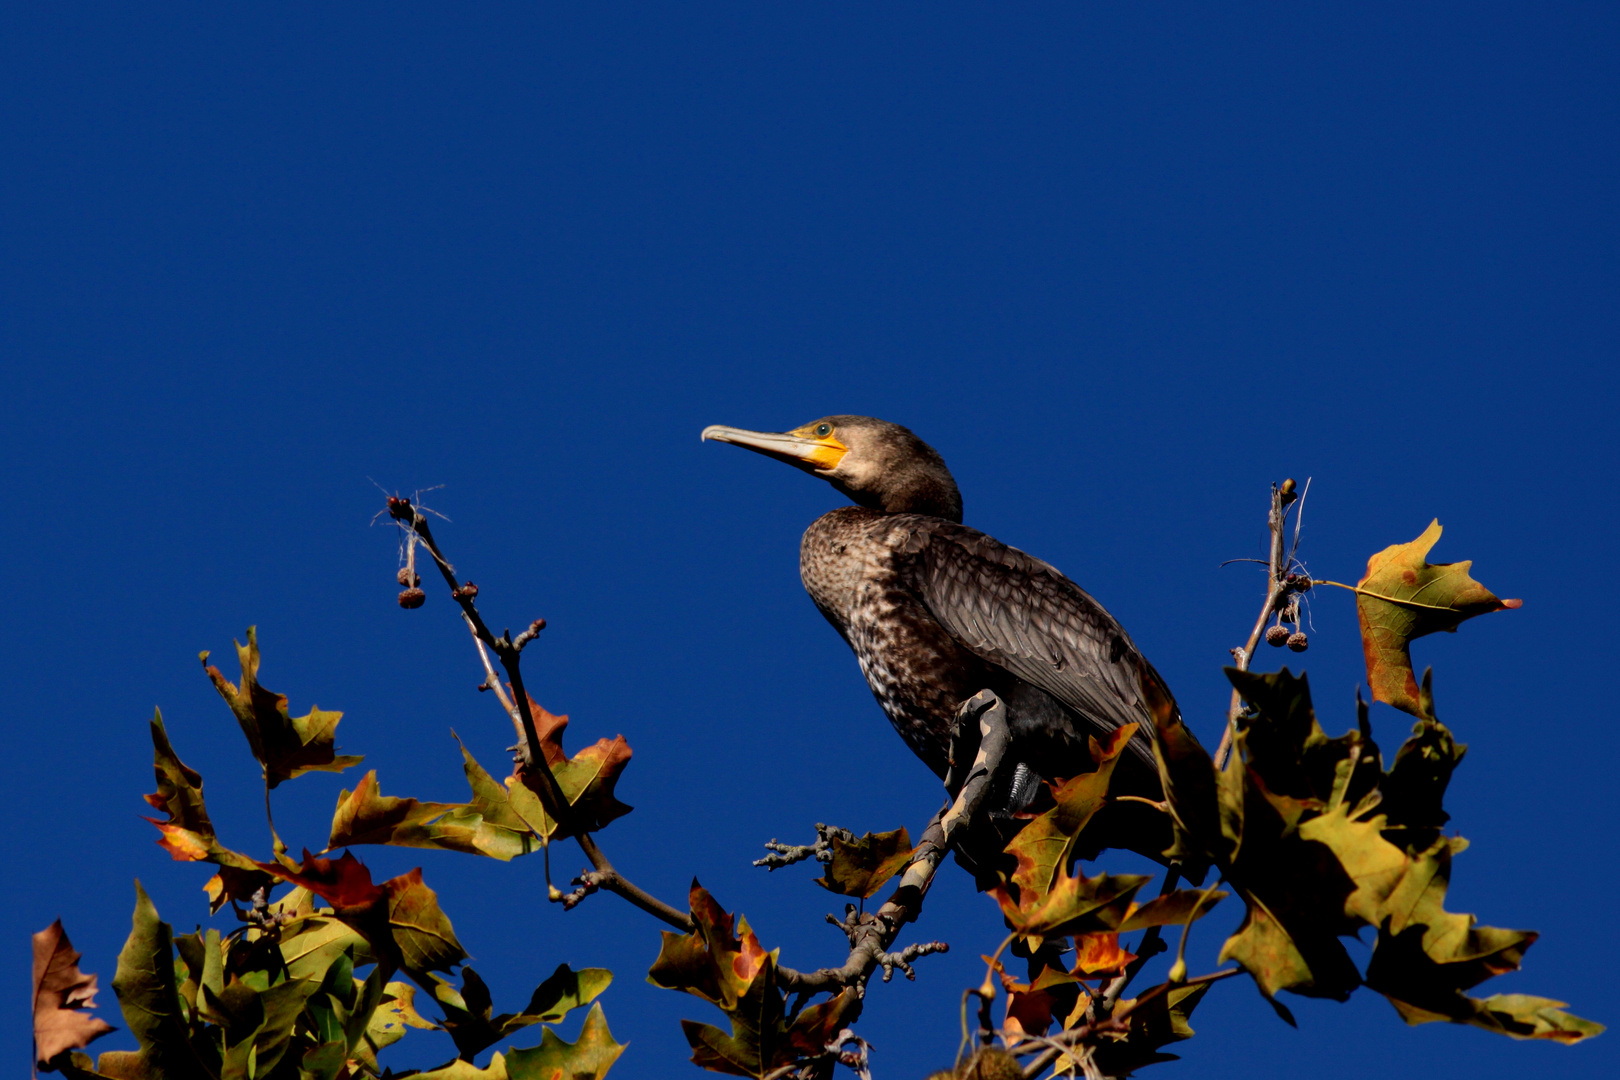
[3,5,1615,1078]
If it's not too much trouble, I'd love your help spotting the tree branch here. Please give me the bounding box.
[386,495,694,934]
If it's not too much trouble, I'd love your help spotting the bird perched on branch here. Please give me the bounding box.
[702,415,1186,877]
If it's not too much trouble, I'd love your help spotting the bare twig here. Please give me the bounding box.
[775,691,1008,998]
[1216,480,1304,768]
[755,824,856,869]
[385,495,694,934]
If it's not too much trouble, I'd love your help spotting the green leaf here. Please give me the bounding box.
[506,1001,626,1080]
[1006,724,1139,898]
[812,827,914,899]
[352,980,437,1071]
[1091,982,1213,1076]
[434,964,611,1061]
[989,866,1151,952]
[202,627,363,788]
[385,868,469,982]
[109,882,194,1079]
[1355,521,1520,717]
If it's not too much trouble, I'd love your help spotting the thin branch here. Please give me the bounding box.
[385,495,694,934]
[1216,481,1294,769]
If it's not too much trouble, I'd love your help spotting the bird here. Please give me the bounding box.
[701,415,1186,878]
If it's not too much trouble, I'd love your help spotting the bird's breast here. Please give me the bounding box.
[800,508,988,774]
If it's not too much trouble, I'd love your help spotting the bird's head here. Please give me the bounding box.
[701,415,963,522]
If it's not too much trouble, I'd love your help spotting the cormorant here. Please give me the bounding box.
[702,415,1182,870]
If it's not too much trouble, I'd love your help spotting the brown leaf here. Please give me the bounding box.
[1355,521,1520,716]
[505,696,633,841]
[33,921,115,1068]
[202,627,362,788]
[813,827,914,899]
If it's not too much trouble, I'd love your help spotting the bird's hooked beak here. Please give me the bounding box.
[701,423,849,475]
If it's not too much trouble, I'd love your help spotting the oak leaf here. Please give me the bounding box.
[1355,521,1520,716]
[33,921,115,1068]
[202,627,362,788]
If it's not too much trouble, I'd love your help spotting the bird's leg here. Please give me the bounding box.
[936,689,1011,853]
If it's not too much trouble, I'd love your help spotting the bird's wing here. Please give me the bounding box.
[896,520,1176,765]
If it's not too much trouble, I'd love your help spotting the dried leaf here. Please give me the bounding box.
[1355,522,1520,716]
[813,827,914,899]
[505,1001,626,1080]
[33,921,115,1067]
[202,627,362,788]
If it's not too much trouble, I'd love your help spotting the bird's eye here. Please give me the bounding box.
[815,423,832,437]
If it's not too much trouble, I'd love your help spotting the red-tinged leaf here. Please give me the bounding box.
[1355,522,1520,717]
[143,712,272,912]
[1006,724,1138,899]
[648,882,772,1011]
[33,921,115,1068]
[783,989,858,1056]
[504,697,633,841]
[813,827,914,899]
[990,866,1151,950]
[1073,932,1137,977]
[258,850,386,912]
[202,627,363,788]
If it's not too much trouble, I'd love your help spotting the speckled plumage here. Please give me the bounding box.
[705,414,1180,822]
[800,505,1174,789]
